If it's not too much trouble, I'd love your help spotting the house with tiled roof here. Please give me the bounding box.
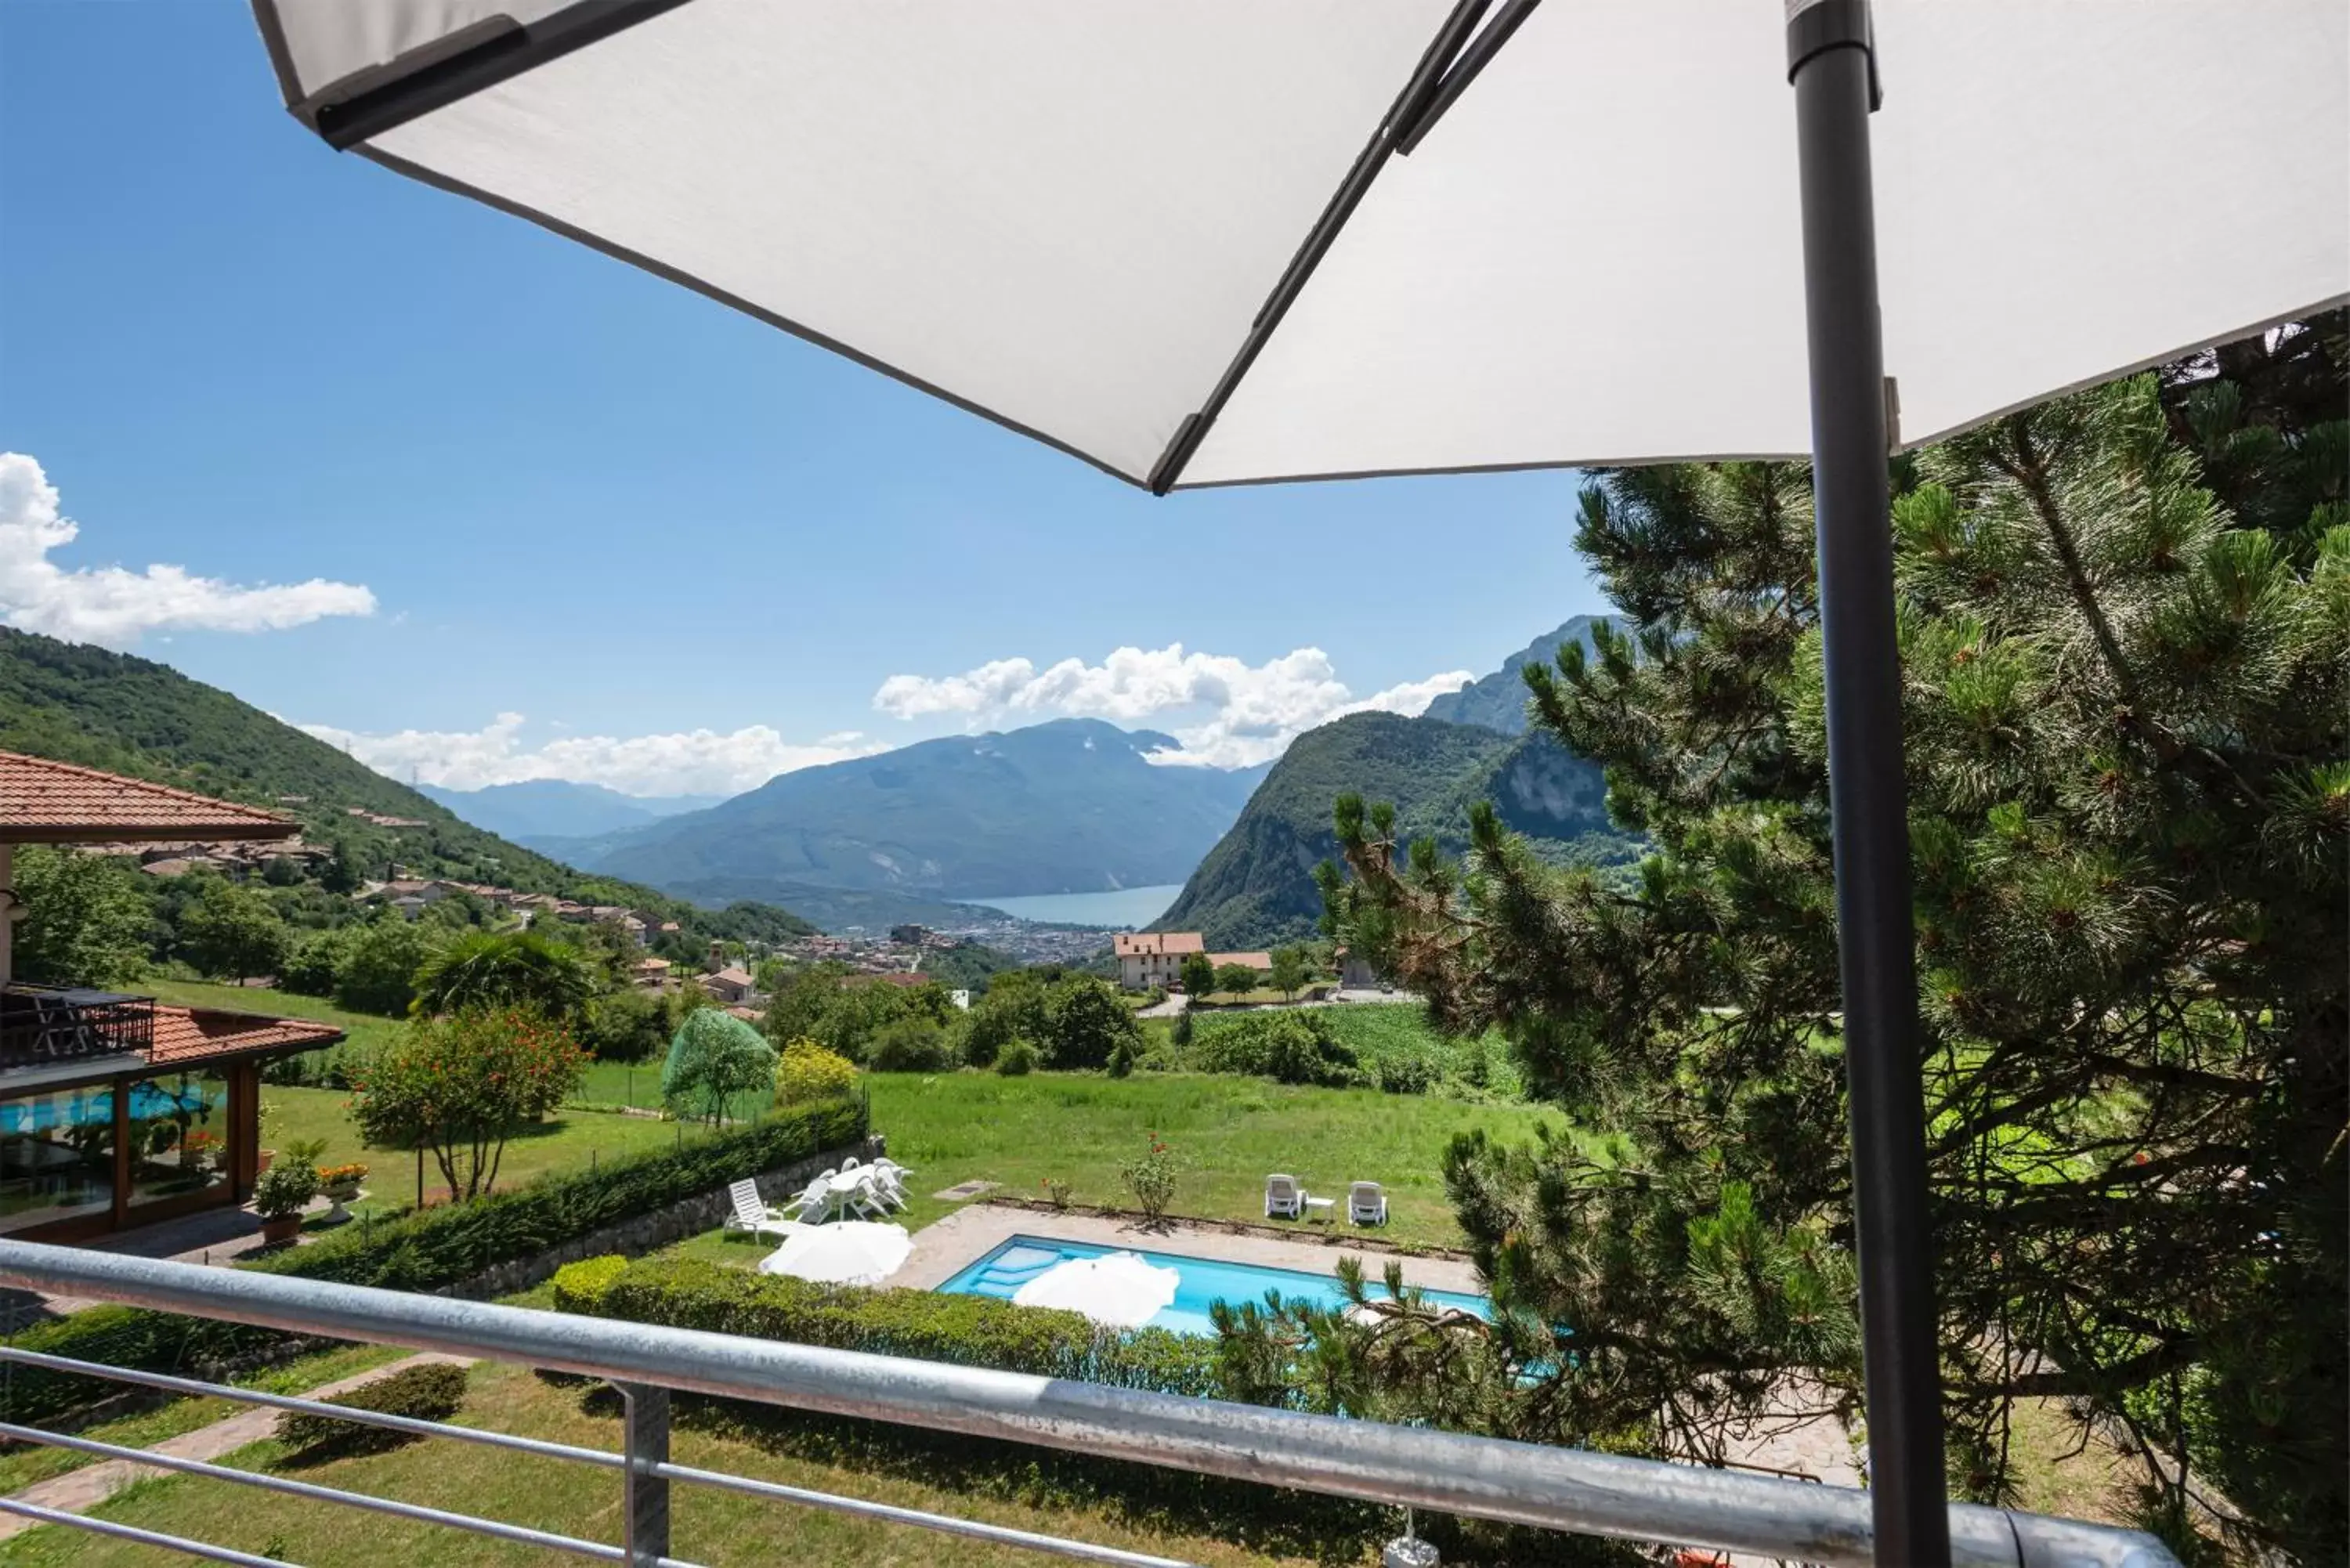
[0,753,345,1241]
[1111,930,1204,991]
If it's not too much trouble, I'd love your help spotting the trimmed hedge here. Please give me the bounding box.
[548,1252,1618,1566]
[0,1097,867,1427]
[274,1360,469,1461]
[554,1255,1218,1396]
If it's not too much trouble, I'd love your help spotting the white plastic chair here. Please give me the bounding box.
[1265,1174,1305,1219]
[778,1176,834,1223]
[1348,1181,1388,1227]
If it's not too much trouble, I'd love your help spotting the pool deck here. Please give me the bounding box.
[892,1203,1486,1295]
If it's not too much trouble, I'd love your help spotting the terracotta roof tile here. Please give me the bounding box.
[1112,931,1203,957]
[0,752,298,845]
[148,1006,344,1067]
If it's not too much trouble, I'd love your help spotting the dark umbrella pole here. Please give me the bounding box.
[1788,5,1950,1565]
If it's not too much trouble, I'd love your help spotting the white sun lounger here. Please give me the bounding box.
[1348,1181,1388,1226]
[1265,1173,1306,1219]
[725,1178,804,1241]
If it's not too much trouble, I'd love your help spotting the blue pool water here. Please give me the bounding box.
[938,1234,1493,1339]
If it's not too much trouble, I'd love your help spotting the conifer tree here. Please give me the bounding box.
[1289,320,2345,1562]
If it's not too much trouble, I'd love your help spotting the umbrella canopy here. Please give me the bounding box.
[249,6,2341,1560]
[253,1,2342,492]
[1011,1251,1180,1329]
[757,1221,911,1287]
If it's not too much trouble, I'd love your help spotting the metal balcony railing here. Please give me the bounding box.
[0,1240,2182,1568]
[0,984,156,1072]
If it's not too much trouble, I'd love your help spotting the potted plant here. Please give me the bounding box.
[316,1162,368,1223]
[252,1162,319,1245]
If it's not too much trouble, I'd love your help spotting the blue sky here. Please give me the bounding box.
[0,1,1607,796]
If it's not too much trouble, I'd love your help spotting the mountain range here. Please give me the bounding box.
[1420,615,1610,733]
[418,779,725,840]
[1151,708,1631,948]
[548,720,1268,912]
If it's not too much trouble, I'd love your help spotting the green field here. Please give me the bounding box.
[848,1070,1573,1250]
[0,1360,1340,1567]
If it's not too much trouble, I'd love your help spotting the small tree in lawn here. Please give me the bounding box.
[1213,963,1261,999]
[1177,951,1216,998]
[661,1009,777,1126]
[350,1007,588,1201]
[1268,946,1307,1001]
[180,880,292,985]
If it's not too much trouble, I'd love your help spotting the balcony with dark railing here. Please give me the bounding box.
[0,1241,2184,1568]
[0,984,157,1075]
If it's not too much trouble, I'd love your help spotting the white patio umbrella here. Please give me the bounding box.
[248,5,2345,1559]
[1011,1251,1180,1330]
[757,1220,912,1287]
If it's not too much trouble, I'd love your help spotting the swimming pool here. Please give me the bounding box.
[937,1234,1493,1338]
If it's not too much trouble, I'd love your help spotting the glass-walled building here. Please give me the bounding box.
[0,752,345,1241]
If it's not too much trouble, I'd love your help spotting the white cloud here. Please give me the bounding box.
[291,712,876,797]
[873,643,1472,769]
[0,453,375,649]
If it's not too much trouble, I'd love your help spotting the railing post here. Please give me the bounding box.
[614,1381,671,1565]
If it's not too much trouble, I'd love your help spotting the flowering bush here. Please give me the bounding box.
[773,1038,859,1107]
[1119,1134,1178,1223]
[1040,1176,1072,1211]
[316,1162,370,1188]
[349,1006,589,1201]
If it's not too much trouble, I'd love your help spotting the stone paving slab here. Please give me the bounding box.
[0,1353,472,1543]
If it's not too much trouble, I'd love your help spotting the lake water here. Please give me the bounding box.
[963,884,1184,929]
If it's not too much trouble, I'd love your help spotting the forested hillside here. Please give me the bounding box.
[1154,711,1635,948]
[0,627,810,939]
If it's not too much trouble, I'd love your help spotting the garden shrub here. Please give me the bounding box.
[0,1097,868,1429]
[273,1361,470,1461]
[993,1038,1039,1076]
[550,1254,630,1313]
[1191,1012,1363,1088]
[1372,1053,1440,1095]
[774,1038,858,1105]
[867,1016,953,1074]
[569,1256,1218,1396]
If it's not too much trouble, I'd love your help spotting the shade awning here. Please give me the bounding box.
[254,0,2345,491]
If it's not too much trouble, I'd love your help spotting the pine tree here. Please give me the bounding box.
[1294,320,2345,1561]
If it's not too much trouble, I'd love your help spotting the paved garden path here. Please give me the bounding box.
[0,1352,470,1543]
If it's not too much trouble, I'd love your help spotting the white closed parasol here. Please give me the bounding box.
[1010,1252,1180,1330]
[757,1221,912,1287]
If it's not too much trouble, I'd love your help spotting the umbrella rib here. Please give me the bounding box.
[1143,0,1505,496]
[269,0,703,149]
[1394,0,1541,157]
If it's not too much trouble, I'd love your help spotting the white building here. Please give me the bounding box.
[1112,931,1204,992]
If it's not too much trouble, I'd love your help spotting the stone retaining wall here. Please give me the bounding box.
[451,1132,884,1299]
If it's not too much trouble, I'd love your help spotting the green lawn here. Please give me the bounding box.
[258,1086,738,1217]
[0,1342,409,1500]
[0,1361,1343,1567]
[850,1070,1574,1250]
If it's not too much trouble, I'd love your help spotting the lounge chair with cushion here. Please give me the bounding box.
[1265,1173,1306,1219]
[1348,1181,1389,1227]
